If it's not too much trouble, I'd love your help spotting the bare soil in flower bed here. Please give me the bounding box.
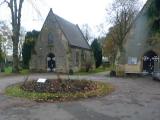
[5,79,114,102]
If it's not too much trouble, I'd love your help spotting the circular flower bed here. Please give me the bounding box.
[5,79,114,102]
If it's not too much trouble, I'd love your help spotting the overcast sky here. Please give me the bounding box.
[0,0,147,37]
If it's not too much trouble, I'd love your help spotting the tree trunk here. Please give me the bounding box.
[6,0,24,73]
[12,37,19,73]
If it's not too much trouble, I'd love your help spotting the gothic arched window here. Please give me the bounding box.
[48,33,54,44]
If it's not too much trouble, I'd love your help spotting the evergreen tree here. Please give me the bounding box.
[22,30,39,68]
[91,39,102,68]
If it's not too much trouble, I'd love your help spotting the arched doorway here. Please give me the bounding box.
[47,53,56,72]
[142,50,159,73]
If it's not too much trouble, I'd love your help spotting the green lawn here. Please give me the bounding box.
[4,67,12,74]
[2,67,29,76]
[19,69,29,75]
[76,66,111,75]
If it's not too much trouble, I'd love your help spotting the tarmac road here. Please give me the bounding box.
[0,73,160,120]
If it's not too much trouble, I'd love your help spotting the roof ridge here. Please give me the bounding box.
[51,10,71,46]
[44,9,91,50]
[50,8,75,27]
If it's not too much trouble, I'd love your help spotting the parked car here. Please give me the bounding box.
[152,71,160,80]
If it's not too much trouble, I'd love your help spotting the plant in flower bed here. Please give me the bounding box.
[22,79,99,93]
[5,79,114,102]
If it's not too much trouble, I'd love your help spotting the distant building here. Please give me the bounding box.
[30,9,94,73]
[119,0,160,74]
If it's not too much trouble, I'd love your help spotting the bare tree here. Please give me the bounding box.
[0,0,24,72]
[0,35,4,59]
[19,27,26,62]
[80,24,92,41]
[0,33,5,71]
[103,27,118,64]
[106,0,140,61]
[96,23,108,37]
[0,21,12,62]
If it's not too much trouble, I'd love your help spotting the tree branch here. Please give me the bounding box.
[0,0,10,6]
[0,1,5,5]
[17,0,24,32]
[13,0,17,25]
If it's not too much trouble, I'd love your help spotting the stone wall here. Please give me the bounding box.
[30,11,68,73]
[30,10,94,73]
[69,47,94,72]
[120,0,160,73]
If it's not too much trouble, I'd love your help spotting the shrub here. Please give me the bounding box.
[110,70,116,77]
[69,69,74,75]
[116,70,125,77]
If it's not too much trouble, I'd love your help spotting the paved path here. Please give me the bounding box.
[0,73,160,120]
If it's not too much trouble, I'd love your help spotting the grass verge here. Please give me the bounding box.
[5,81,114,103]
[4,67,12,74]
[76,67,110,75]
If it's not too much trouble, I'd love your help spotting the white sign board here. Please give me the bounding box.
[128,57,138,65]
[37,78,47,83]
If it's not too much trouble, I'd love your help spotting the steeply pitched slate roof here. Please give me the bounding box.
[48,9,91,50]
